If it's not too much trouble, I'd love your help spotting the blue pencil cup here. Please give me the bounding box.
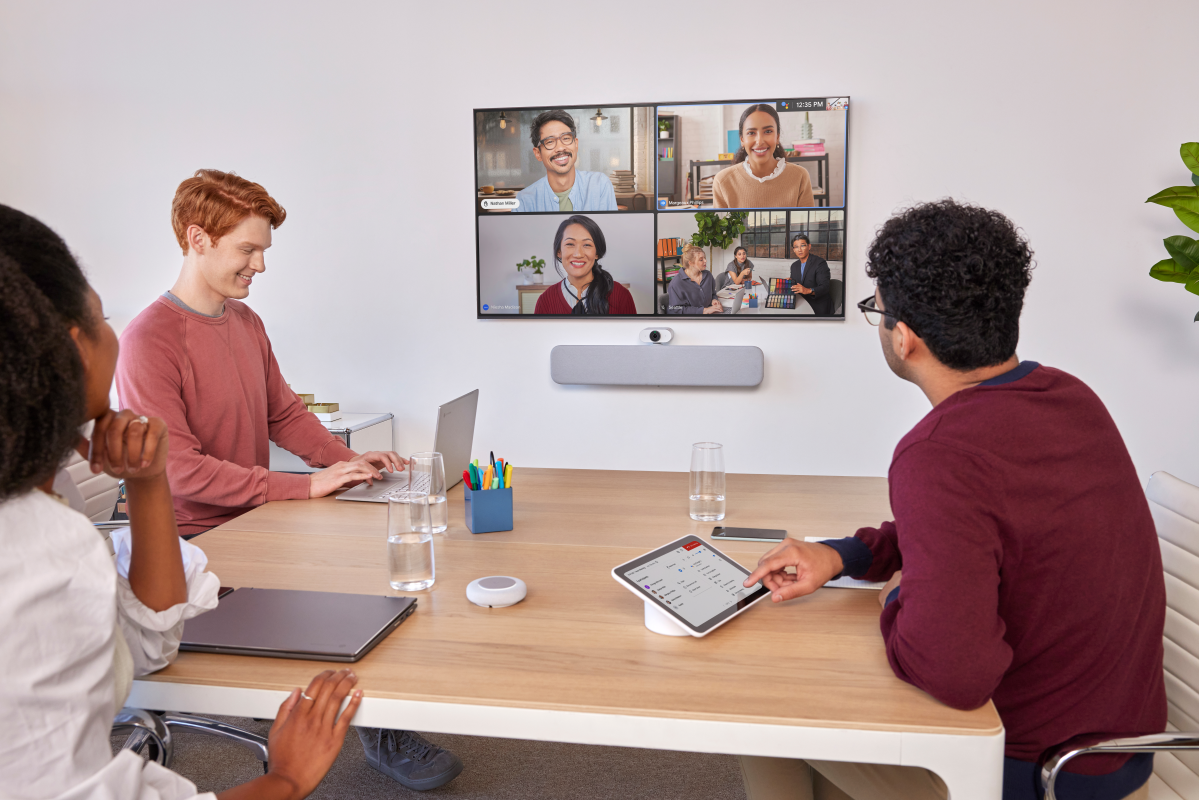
[464,486,513,534]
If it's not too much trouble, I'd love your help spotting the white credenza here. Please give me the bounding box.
[268,412,394,473]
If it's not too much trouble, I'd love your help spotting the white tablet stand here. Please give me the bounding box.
[644,601,690,636]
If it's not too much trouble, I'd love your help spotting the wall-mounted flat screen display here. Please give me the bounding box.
[474,98,849,319]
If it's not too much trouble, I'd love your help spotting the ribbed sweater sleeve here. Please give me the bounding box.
[874,440,1013,711]
[255,316,357,469]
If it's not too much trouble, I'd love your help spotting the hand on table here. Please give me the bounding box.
[351,450,408,473]
[742,538,845,603]
[704,299,724,314]
[83,409,170,482]
[879,570,902,609]
[309,461,384,498]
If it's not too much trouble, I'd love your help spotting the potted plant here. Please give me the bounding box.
[1146,142,1199,320]
[517,255,546,285]
[690,211,748,269]
[659,119,671,139]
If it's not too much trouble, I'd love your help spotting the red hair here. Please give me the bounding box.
[171,169,286,254]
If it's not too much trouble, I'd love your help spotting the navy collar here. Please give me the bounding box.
[978,360,1040,387]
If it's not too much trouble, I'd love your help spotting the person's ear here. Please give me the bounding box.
[68,325,92,372]
[186,224,210,255]
[533,146,545,165]
[891,321,919,361]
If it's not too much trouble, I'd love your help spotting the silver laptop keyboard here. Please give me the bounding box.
[376,471,432,500]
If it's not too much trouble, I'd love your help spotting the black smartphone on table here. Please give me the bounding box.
[710,527,787,542]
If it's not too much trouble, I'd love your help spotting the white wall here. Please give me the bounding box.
[2,0,1198,486]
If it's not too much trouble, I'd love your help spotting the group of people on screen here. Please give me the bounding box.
[0,163,1170,800]
[665,234,834,315]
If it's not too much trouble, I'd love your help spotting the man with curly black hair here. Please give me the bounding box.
[738,200,1164,800]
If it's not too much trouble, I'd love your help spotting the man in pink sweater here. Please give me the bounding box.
[116,169,464,791]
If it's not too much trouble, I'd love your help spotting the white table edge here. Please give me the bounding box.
[129,680,1004,799]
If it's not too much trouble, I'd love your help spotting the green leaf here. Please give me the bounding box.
[1193,173,1199,187]
[1146,186,1199,212]
[1164,235,1199,271]
[1149,258,1193,283]
[1187,276,1199,296]
[1183,143,1199,176]
[1177,207,1199,234]
[1194,310,1199,322]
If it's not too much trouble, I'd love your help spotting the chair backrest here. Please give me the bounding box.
[1146,471,1199,794]
[61,450,120,522]
[828,278,844,315]
[632,193,648,211]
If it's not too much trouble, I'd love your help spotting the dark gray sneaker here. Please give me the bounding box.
[357,727,464,791]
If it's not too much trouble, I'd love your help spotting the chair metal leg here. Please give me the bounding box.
[161,712,269,764]
[113,708,173,767]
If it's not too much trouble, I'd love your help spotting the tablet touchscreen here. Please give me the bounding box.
[611,536,769,636]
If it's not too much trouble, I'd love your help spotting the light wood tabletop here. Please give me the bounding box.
[142,469,1000,739]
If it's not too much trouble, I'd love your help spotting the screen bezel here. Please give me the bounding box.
[611,534,770,635]
[473,97,851,321]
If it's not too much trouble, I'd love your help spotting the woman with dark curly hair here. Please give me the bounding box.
[0,205,363,800]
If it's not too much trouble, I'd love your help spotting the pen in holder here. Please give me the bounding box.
[464,485,513,534]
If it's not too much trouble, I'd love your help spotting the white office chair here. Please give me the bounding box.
[59,457,271,771]
[1043,471,1199,799]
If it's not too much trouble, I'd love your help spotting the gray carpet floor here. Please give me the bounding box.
[115,717,749,799]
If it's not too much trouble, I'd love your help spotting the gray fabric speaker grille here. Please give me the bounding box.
[550,345,763,387]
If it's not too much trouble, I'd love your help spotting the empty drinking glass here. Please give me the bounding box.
[408,452,448,534]
[690,442,726,521]
[387,490,435,591]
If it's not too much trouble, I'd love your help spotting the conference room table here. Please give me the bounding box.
[129,469,1004,799]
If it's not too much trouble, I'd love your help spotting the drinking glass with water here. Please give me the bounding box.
[387,490,435,591]
[690,442,726,521]
[408,452,448,533]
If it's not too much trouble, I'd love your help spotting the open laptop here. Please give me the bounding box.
[336,389,478,503]
[718,286,745,315]
[180,588,416,662]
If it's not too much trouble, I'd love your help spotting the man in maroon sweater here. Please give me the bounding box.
[739,200,1165,800]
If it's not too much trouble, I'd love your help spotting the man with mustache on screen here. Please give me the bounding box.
[514,110,618,213]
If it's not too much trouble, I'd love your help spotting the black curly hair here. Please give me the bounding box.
[865,199,1034,371]
[0,205,96,333]
[0,251,86,500]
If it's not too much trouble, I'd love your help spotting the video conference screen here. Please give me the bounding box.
[474,98,849,319]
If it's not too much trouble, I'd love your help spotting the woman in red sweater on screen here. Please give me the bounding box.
[533,214,637,315]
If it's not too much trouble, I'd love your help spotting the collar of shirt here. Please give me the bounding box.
[979,360,1041,386]
[742,157,786,184]
[561,279,589,307]
[520,170,613,212]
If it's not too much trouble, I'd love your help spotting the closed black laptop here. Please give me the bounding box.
[181,588,416,662]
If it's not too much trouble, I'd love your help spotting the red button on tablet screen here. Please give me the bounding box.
[683,541,701,551]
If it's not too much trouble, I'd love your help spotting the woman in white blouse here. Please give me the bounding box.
[0,205,362,800]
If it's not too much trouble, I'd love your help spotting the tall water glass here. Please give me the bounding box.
[408,451,448,533]
[387,490,435,591]
[690,442,726,521]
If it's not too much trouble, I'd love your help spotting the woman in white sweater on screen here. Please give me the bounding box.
[0,205,362,800]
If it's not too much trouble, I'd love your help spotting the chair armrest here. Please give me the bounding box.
[1042,733,1199,800]
[93,521,130,531]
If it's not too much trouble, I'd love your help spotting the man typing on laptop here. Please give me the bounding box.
[116,169,464,791]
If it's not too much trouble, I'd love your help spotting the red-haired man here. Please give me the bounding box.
[116,169,464,791]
